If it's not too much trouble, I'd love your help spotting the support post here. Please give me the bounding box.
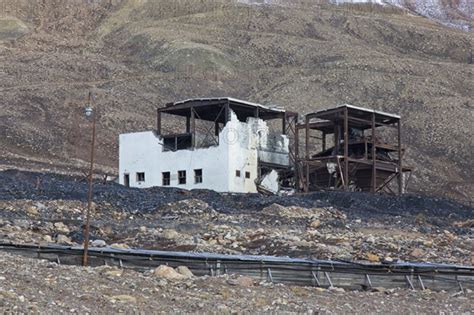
[157,110,161,135]
[83,94,96,267]
[225,101,230,124]
[305,115,310,192]
[371,112,376,193]
[322,132,326,151]
[282,113,286,135]
[191,107,195,148]
[344,108,349,191]
[186,116,191,133]
[398,119,403,195]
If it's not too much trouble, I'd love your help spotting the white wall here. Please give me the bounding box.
[119,111,290,193]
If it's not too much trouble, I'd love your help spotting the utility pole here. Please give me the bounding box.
[83,92,97,267]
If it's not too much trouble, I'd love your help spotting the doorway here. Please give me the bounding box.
[124,174,130,187]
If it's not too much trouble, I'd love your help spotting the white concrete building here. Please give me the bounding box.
[119,98,296,193]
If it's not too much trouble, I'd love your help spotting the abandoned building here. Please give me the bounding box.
[295,104,411,194]
[119,98,297,193]
[119,99,409,194]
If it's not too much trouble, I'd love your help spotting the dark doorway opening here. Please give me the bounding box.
[124,174,130,187]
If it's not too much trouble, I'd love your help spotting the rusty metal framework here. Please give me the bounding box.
[295,104,411,194]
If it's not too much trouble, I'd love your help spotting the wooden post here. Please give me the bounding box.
[398,119,403,195]
[344,107,349,191]
[371,112,376,193]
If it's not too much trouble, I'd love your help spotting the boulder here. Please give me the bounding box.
[153,265,187,280]
[176,266,194,278]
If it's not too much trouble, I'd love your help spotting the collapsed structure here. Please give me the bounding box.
[119,98,297,193]
[295,104,411,194]
[119,98,410,194]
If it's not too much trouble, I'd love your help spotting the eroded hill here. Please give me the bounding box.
[0,0,472,200]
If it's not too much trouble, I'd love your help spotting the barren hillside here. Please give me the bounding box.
[0,0,472,200]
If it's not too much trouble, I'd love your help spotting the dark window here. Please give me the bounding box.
[245,171,250,179]
[178,170,186,185]
[162,172,170,186]
[236,170,241,177]
[136,172,145,182]
[194,169,203,184]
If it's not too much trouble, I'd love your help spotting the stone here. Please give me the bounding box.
[26,206,38,215]
[329,287,345,293]
[103,268,123,277]
[54,222,70,234]
[410,248,425,258]
[383,256,394,263]
[43,235,53,243]
[367,253,380,262]
[162,229,179,239]
[309,219,321,228]
[91,239,107,247]
[110,295,137,303]
[56,234,72,244]
[139,226,147,233]
[372,287,386,293]
[110,243,130,249]
[228,276,254,287]
[153,265,186,280]
[176,266,194,278]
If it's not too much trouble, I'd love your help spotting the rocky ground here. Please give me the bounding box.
[1,170,473,312]
[1,251,473,314]
[1,170,473,266]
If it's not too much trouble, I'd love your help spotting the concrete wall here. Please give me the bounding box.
[119,111,289,193]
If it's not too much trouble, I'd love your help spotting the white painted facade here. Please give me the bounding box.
[119,111,289,193]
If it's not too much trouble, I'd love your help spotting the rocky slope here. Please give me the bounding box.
[0,0,472,200]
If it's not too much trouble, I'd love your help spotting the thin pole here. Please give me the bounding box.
[371,112,376,193]
[83,97,96,267]
[398,119,403,195]
[344,108,349,191]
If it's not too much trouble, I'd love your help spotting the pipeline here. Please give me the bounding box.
[1,243,473,292]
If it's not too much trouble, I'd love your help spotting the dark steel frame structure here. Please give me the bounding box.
[296,104,411,194]
[156,97,298,186]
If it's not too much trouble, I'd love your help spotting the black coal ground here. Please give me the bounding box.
[0,169,472,230]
